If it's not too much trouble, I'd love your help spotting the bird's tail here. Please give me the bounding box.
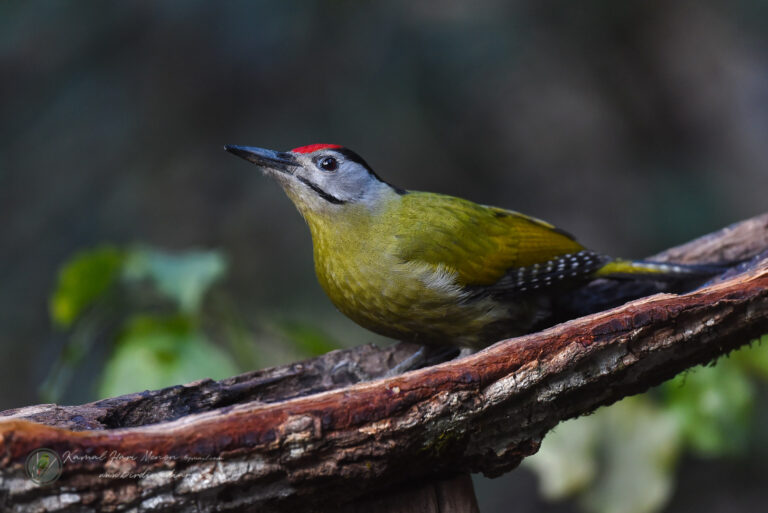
[593,259,726,281]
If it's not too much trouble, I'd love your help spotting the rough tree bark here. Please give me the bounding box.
[1,213,767,513]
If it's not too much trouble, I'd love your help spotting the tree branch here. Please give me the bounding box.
[1,214,767,512]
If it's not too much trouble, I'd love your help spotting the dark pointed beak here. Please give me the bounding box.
[224,145,298,173]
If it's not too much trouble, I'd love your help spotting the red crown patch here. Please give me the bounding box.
[291,143,342,154]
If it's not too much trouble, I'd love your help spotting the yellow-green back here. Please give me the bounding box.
[387,192,586,286]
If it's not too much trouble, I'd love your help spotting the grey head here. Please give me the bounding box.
[225,143,405,213]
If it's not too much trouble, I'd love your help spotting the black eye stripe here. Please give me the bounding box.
[296,176,346,205]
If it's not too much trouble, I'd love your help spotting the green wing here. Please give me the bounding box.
[391,192,586,287]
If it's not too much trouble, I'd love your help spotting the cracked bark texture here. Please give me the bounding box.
[0,213,767,513]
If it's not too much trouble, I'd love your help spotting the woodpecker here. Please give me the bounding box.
[225,143,716,349]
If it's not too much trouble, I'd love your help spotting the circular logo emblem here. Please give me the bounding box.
[25,448,63,484]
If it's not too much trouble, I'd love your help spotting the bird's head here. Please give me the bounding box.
[225,143,404,218]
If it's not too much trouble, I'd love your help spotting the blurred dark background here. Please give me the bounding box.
[2,1,767,512]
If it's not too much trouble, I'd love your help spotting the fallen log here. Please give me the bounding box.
[1,213,767,512]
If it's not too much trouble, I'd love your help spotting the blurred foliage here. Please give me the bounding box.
[122,248,226,314]
[50,247,125,329]
[43,245,342,402]
[524,336,768,513]
[270,319,339,357]
[100,314,236,398]
[663,356,754,456]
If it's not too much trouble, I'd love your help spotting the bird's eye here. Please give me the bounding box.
[319,157,338,172]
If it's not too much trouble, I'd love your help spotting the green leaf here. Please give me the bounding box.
[579,397,681,513]
[526,397,681,513]
[98,314,238,398]
[273,320,339,357]
[123,248,226,313]
[662,358,753,456]
[730,334,768,379]
[49,246,125,328]
[523,414,601,498]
